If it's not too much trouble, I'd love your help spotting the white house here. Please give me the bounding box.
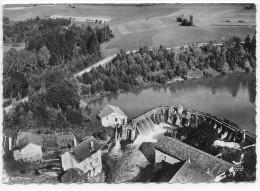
[98,104,127,127]
[61,136,102,178]
[13,133,43,162]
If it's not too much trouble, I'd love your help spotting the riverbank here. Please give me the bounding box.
[80,68,254,109]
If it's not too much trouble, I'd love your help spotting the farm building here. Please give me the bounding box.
[13,133,43,162]
[61,136,102,178]
[154,136,233,183]
[98,104,128,127]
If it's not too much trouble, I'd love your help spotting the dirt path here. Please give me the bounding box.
[74,55,117,77]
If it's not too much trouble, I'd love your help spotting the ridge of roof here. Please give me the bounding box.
[98,104,127,118]
[155,136,233,167]
[18,133,42,149]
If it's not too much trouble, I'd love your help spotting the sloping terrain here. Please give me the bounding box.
[4,4,256,56]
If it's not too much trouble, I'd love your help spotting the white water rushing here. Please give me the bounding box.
[133,122,173,148]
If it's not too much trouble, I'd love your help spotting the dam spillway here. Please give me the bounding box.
[136,118,156,137]
[121,106,256,145]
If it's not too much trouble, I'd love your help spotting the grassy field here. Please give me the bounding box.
[4,4,256,56]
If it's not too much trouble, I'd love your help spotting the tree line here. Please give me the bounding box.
[78,34,256,95]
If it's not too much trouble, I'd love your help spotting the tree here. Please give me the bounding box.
[81,84,91,95]
[41,67,68,90]
[37,46,51,69]
[60,168,84,183]
[181,18,189,26]
[45,80,80,112]
[189,15,194,26]
[26,110,37,129]
[88,32,100,57]
[10,72,28,98]
[175,61,188,76]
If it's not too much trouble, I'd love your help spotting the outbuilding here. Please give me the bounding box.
[13,133,43,162]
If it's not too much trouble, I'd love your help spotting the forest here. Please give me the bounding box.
[3,16,114,99]
[3,16,114,141]
[78,34,256,95]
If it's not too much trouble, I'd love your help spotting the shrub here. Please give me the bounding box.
[60,168,84,183]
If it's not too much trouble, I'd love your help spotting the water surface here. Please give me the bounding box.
[89,73,256,134]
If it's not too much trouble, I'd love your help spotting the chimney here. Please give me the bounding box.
[9,137,12,151]
[74,138,77,147]
[243,130,246,140]
[90,141,94,152]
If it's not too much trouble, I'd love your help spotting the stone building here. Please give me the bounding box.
[154,135,233,183]
[98,104,128,127]
[61,136,102,178]
[13,133,43,162]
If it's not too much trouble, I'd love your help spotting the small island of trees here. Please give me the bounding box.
[177,14,195,26]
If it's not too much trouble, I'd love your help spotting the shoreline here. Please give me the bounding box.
[80,70,254,108]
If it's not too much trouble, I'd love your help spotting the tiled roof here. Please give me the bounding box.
[17,133,42,149]
[170,161,213,183]
[98,104,127,119]
[155,136,233,178]
[69,136,101,163]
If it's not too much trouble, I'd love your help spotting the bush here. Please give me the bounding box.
[60,168,84,183]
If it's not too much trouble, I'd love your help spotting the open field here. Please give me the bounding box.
[4,4,256,56]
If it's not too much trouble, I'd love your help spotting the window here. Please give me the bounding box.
[115,118,118,122]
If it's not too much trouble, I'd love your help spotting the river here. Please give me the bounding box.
[89,73,256,134]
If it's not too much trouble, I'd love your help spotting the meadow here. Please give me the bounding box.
[4,4,256,56]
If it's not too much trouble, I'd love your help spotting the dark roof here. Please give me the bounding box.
[157,161,185,182]
[170,161,213,183]
[69,136,101,163]
[17,133,42,149]
[98,104,127,119]
[155,136,233,178]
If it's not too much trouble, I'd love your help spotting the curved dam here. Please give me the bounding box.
[121,106,256,145]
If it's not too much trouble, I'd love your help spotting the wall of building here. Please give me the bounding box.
[20,143,42,162]
[155,149,181,165]
[101,113,127,127]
